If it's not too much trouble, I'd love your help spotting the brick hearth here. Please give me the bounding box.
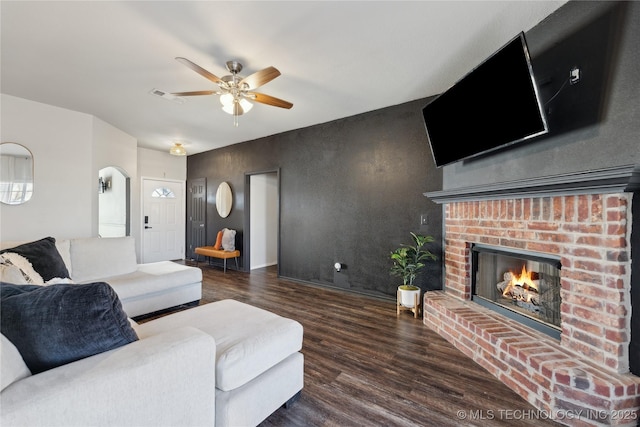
[423,193,640,426]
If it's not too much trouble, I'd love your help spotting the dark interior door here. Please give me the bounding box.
[186,178,206,260]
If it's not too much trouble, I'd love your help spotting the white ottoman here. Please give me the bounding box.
[136,300,304,427]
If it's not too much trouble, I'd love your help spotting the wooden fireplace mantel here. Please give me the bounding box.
[424,164,640,204]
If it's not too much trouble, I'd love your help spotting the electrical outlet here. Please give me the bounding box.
[569,66,581,85]
[420,214,429,225]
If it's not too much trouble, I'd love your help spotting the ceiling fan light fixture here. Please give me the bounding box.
[220,93,234,107]
[221,98,253,116]
[239,98,253,113]
[221,104,235,115]
[170,142,187,156]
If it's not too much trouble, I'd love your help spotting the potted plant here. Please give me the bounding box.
[390,232,437,308]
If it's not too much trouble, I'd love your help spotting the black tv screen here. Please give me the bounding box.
[423,32,548,167]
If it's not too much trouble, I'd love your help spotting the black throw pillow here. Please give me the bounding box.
[0,237,69,281]
[0,281,138,374]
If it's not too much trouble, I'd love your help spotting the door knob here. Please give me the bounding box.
[145,226,152,229]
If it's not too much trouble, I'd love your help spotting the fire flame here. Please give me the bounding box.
[502,265,538,302]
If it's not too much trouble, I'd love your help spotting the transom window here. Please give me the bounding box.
[151,187,176,198]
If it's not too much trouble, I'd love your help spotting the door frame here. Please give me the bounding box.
[140,176,186,263]
[244,168,281,275]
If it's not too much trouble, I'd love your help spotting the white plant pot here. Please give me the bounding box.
[398,286,421,308]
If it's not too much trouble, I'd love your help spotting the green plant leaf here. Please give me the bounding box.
[389,233,438,287]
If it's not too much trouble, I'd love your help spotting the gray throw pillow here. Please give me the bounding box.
[0,282,138,374]
[221,228,236,251]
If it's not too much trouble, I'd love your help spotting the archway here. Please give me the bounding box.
[98,166,130,237]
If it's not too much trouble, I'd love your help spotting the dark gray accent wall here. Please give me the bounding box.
[441,1,639,190]
[188,98,443,298]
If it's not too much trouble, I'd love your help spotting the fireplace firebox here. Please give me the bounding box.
[471,244,561,339]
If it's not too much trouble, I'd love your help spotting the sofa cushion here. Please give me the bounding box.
[70,237,137,282]
[0,333,31,391]
[136,299,303,391]
[95,261,202,301]
[0,237,69,281]
[0,282,138,374]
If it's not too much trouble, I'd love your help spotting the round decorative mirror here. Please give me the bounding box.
[216,181,233,218]
[0,142,34,205]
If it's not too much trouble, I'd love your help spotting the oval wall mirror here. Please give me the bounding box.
[0,142,34,205]
[216,181,233,218]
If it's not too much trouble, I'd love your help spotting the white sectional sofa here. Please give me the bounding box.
[1,236,202,317]
[0,237,305,426]
[1,326,218,426]
[1,300,304,427]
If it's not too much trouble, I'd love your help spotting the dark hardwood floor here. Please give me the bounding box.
[157,263,560,427]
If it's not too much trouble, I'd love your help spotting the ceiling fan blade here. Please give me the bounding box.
[240,66,281,90]
[175,57,223,85]
[248,92,293,109]
[171,90,216,96]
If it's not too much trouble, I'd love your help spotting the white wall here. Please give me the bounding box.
[1,95,188,261]
[1,94,93,241]
[0,94,146,255]
[137,147,186,181]
[250,173,278,269]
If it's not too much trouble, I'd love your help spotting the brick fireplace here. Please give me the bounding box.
[424,166,640,426]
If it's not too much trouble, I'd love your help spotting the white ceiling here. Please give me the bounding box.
[1,1,566,155]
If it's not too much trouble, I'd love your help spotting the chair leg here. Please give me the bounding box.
[234,256,239,271]
[223,258,227,273]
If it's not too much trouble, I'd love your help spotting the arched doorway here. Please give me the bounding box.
[98,166,130,237]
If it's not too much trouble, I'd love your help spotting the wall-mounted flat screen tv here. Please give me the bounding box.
[422,32,548,168]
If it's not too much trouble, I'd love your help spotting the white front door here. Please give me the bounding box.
[142,178,185,263]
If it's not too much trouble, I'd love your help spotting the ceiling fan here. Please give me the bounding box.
[172,57,293,127]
